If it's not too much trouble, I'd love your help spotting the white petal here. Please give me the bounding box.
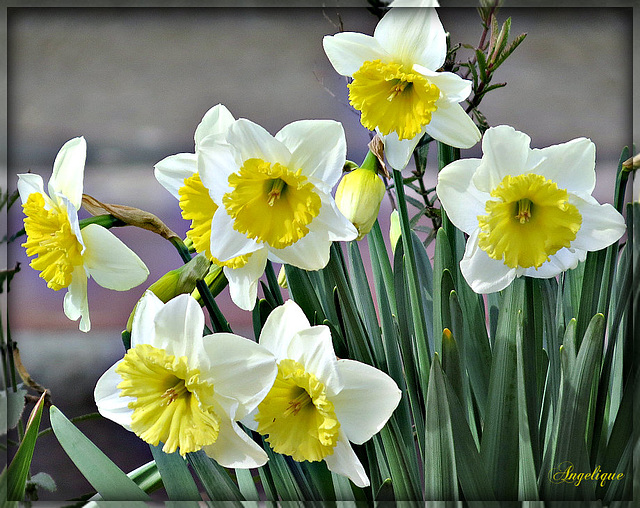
[259,300,310,360]
[208,208,263,261]
[322,32,388,77]
[94,361,134,430]
[194,104,236,149]
[382,130,424,171]
[459,230,517,294]
[332,359,401,444]
[374,7,445,70]
[64,265,90,332]
[228,119,291,167]
[311,193,358,242]
[286,326,342,396]
[413,66,472,103]
[130,290,164,349]
[17,173,48,205]
[472,125,531,192]
[526,137,596,195]
[154,153,197,200]
[150,294,205,359]
[275,120,346,193]
[81,224,149,291]
[424,102,481,150]
[224,248,268,311]
[570,194,626,251]
[436,158,486,235]
[202,332,277,420]
[48,137,86,210]
[197,141,238,204]
[269,228,331,271]
[204,402,268,469]
[323,431,370,488]
[523,247,585,279]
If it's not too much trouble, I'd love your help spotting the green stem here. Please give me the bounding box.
[169,237,231,333]
[78,214,126,230]
[37,412,102,439]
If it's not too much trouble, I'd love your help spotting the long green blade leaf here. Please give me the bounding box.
[424,354,458,500]
[7,392,46,501]
[49,405,150,501]
[149,444,200,501]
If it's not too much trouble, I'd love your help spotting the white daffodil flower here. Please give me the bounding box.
[154,104,262,310]
[95,291,278,467]
[323,7,480,170]
[243,300,401,488]
[194,117,358,309]
[18,137,149,332]
[436,125,627,293]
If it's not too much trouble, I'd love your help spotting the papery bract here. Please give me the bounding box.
[323,7,480,169]
[95,291,277,467]
[436,125,626,293]
[243,300,401,488]
[18,137,149,332]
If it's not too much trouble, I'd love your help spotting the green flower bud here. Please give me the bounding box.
[125,253,210,332]
[389,209,401,251]
[335,152,386,241]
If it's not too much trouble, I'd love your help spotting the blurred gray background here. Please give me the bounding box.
[5,6,634,500]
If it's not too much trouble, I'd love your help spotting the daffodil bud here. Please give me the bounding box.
[389,209,401,251]
[125,253,210,332]
[335,151,386,240]
[277,265,288,289]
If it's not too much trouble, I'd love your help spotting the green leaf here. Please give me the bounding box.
[7,392,46,501]
[515,307,539,500]
[332,471,356,501]
[441,327,463,405]
[433,228,454,351]
[149,445,200,501]
[368,220,396,312]
[49,405,150,501]
[541,313,605,500]
[187,450,244,502]
[576,249,606,347]
[127,460,162,493]
[392,169,431,380]
[347,241,386,369]
[284,264,326,325]
[442,375,495,501]
[480,279,523,499]
[597,375,632,500]
[424,354,458,500]
[475,48,488,82]
[264,260,284,306]
[494,32,527,68]
[235,468,259,501]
